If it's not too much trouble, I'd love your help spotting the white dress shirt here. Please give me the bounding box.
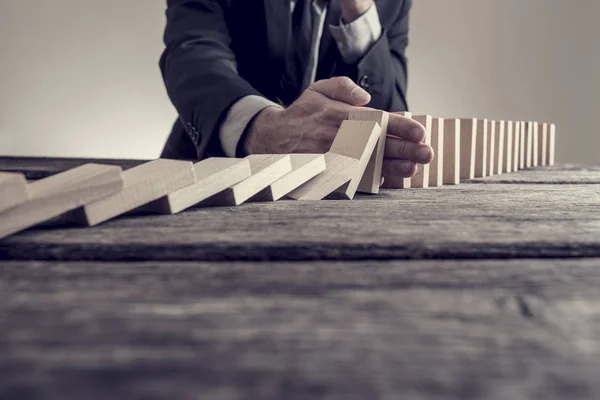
[219,1,383,157]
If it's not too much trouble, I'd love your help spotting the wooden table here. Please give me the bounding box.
[1,156,600,399]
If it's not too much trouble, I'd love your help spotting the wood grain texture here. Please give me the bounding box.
[287,153,358,201]
[4,181,600,261]
[429,117,444,187]
[330,120,381,199]
[411,115,432,188]
[0,172,29,213]
[69,159,196,226]
[474,119,488,178]
[467,164,600,184]
[459,118,476,179]
[0,164,124,239]
[443,119,460,184]
[144,158,252,214]
[503,121,513,173]
[2,258,600,399]
[253,154,326,201]
[348,109,389,194]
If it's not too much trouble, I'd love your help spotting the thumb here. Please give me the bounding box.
[308,77,371,106]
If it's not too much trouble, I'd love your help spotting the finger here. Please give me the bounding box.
[387,113,426,143]
[308,77,371,106]
[385,136,434,164]
[381,160,417,188]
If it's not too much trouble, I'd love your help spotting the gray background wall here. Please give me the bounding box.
[1,0,598,162]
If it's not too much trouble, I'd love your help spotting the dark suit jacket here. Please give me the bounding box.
[160,0,412,160]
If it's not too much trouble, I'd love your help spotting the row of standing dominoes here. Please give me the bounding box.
[0,111,555,239]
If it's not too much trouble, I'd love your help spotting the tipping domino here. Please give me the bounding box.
[0,164,124,238]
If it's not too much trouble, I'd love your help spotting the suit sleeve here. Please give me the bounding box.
[332,0,412,113]
[160,0,262,158]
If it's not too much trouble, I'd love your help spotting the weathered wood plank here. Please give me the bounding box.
[1,184,599,261]
[1,259,600,400]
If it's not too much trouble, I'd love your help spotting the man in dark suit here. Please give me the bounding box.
[160,0,432,187]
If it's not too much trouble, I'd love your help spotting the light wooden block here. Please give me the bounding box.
[144,158,252,214]
[474,119,488,178]
[69,159,196,226]
[429,117,444,187]
[519,121,526,169]
[0,172,29,213]
[411,115,432,188]
[288,153,359,200]
[487,120,496,176]
[503,121,513,173]
[538,123,548,166]
[0,164,124,239]
[493,120,504,175]
[349,109,389,194]
[203,154,292,206]
[443,119,460,185]
[532,122,539,167]
[512,121,521,171]
[330,120,382,199]
[548,123,556,166]
[459,118,477,180]
[252,154,326,201]
[525,121,534,168]
[390,111,413,189]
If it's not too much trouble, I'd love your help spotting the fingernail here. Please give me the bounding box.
[351,87,371,103]
[418,146,431,162]
[412,127,425,142]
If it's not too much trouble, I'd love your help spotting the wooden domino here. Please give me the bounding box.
[525,121,534,168]
[386,111,413,189]
[0,172,29,213]
[412,115,432,188]
[538,123,548,166]
[429,117,444,187]
[512,121,521,172]
[288,153,359,201]
[519,121,525,169]
[348,109,389,194]
[474,119,488,178]
[0,164,124,239]
[503,121,513,174]
[443,119,460,185]
[494,120,504,175]
[68,159,195,226]
[548,124,556,166]
[459,118,477,180]
[144,158,252,214]
[329,120,381,198]
[203,154,292,206]
[487,120,496,176]
[253,154,326,201]
[532,122,539,167]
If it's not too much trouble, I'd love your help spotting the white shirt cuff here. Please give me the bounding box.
[329,3,383,64]
[219,95,283,157]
